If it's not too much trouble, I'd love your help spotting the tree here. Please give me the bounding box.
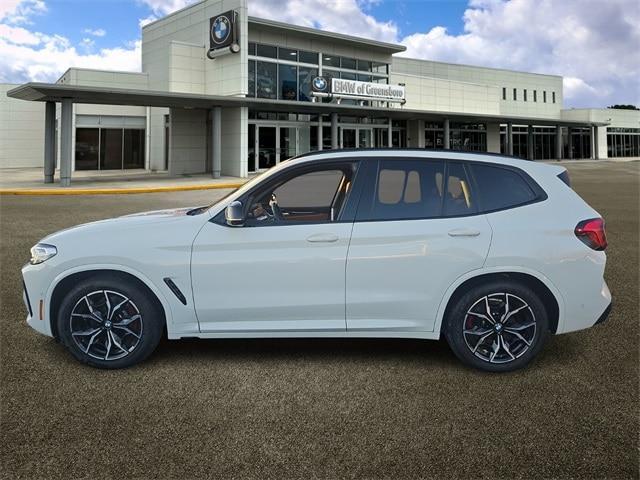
[607,104,639,110]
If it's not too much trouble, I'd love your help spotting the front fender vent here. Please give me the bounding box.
[163,278,187,305]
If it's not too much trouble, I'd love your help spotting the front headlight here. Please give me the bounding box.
[30,243,57,265]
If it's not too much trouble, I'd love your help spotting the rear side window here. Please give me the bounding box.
[370,159,444,220]
[443,162,475,216]
[470,164,537,212]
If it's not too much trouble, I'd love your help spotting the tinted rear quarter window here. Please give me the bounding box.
[470,163,537,212]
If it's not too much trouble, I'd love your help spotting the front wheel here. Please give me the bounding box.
[444,281,549,372]
[56,275,164,369]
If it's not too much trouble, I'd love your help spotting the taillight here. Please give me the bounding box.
[575,218,607,250]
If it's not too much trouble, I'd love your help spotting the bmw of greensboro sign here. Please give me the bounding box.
[331,78,405,101]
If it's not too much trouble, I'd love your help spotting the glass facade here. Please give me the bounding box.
[569,127,591,159]
[75,127,145,170]
[607,128,640,157]
[247,42,390,103]
[499,125,558,160]
[424,123,486,151]
[450,123,486,151]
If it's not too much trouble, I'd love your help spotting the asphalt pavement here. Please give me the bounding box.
[0,161,638,479]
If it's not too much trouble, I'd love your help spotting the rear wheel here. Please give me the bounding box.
[444,281,549,372]
[56,275,163,369]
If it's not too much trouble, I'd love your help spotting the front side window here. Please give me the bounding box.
[469,163,537,212]
[367,159,445,221]
[246,165,356,225]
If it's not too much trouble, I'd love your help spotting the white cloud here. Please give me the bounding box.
[248,0,398,43]
[0,23,42,45]
[137,0,197,16]
[0,0,46,24]
[83,28,106,37]
[0,35,141,83]
[2,0,637,109]
[0,1,139,83]
[138,14,157,28]
[397,0,640,108]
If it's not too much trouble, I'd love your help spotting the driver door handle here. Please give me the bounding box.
[306,233,339,243]
[448,229,481,237]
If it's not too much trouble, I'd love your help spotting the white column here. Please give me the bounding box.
[331,112,338,150]
[507,122,514,156]
[60,99,73,187]
[387,118,392,148]
[44,101,56,184]
[443,119,450,150]
[555,125,563,160]
[212,107,222,178]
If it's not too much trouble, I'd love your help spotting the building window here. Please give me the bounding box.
[524,89,527,102]
[256,44,277,59]
[322,54,340,68]
[278,47,298,61]
[449,123,487,152]
[533,90,537,102]
[543,91,547,103]
[278,64,297,100]
[502,87,506,100]
[256,61,277,99]
[341,57,357,70]
[513,88,517,101]
[298,50,318,65]
[552,91,556,103]
[298,67,318,101]
[247,60,256,97]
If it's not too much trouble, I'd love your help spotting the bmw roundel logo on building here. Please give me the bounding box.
[211,15,231,45]
[312,76,329,92]
[208,10,237,56]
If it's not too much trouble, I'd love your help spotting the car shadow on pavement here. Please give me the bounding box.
[149,335,459,367]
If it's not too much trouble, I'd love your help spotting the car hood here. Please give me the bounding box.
[40,206,209,245]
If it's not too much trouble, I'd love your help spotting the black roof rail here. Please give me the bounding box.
[290,148,531,162]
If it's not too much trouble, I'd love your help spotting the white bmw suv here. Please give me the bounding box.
[22,150,611,372]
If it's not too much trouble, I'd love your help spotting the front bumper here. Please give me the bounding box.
[594,302,612,326]
[22,263,55,338]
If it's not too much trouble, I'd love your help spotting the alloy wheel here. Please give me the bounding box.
[462,293,536,364]
[69,290,143,361]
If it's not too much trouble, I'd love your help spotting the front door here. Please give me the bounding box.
[191,161,360,332]
[346,159,492,332]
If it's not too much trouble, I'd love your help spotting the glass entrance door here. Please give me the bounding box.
[341,128,357,148]
[257,126,277,170]
[279,127,297,162]
[358,128,372,148]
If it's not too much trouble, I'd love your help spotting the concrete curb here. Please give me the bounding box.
[0,182,244,196]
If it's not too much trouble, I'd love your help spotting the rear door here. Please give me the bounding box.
[346,158,492,332]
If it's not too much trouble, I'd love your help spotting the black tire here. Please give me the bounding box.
[56,274,164,369]
[444,280,550,372]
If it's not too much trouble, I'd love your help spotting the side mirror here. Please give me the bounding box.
[225,201,245,227]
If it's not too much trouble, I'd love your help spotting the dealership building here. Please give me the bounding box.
[2,0,639,185]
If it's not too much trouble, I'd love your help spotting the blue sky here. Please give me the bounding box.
[20,0,470,48]
[1,0,638,107]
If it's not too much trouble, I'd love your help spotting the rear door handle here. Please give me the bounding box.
[448,229,481,237]
[306,233,339,243]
